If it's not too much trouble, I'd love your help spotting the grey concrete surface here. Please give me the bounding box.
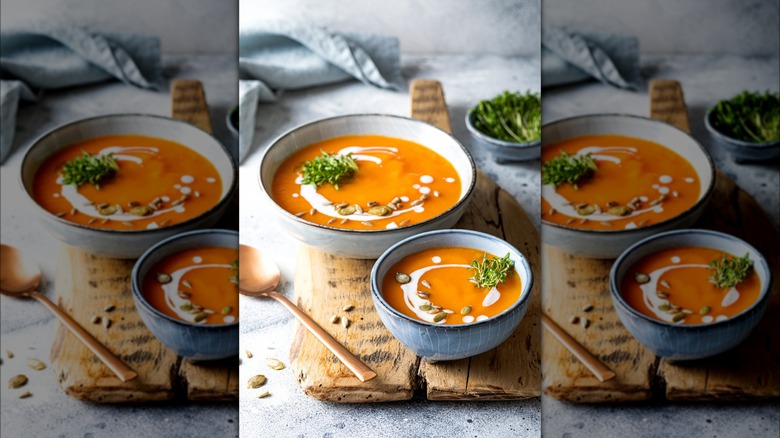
[541,53,780,438]
[0,54,239,438]
[239,54,541,438]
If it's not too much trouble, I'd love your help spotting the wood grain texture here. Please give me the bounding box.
[289,79,541,402]
[49,80,237,402]
[542,79,780,402]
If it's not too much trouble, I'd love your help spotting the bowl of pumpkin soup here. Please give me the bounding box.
[131,229,238,360]
[20,114,237,258]
[370,230,533,361]
[258,114,476,259]
[541,114,715,259]
[610,229,771,360]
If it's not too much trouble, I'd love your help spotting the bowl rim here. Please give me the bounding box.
[540,113,716,235]
[131,228,239,329]
[370,229,534,328]
[226,106,239,136]
[19,113,238,235]
[609,228,772,330]
[704,106,780,149]
[465,108,541,149]
[258,113,478,235]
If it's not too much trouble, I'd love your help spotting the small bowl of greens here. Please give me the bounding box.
[705,91,780,162]
[465,91,541,163]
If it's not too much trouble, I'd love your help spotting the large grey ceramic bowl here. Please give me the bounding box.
[258,114,476,259]
[704,106,780,162]
[20,114,237,259]
[542,114,715,259]
[465,110,540,162]
[131,229,238,361]
[370,229,533,361]
[610,229,771,361]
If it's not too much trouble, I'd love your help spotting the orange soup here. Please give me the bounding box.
[542,135,700,230]
[142,247,238,325]
[381,247,522,325]
[33,135,222,230]
[620,247,760,325]
[271,135,461,230]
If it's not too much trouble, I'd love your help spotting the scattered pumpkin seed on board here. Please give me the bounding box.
[247,374,267,389]
[266,358,286,370]
[8,374,28,389]
[27,358,46,371]
[256,391,271,399]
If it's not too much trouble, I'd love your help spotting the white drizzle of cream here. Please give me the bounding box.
[161,262,232,324]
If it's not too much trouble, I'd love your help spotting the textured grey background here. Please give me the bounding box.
[241,0,541,55]
[543,0,780,55]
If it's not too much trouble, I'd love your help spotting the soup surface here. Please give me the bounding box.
[620,247,761,325]
[33,135,223,230]
[381,247,522,325]
[272,135,462,230]
[542,135,701,230]
[142,246,238,325]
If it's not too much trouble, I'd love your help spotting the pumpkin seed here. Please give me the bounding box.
[700,306,711,315]
[638,219,649,227]
[101,218,110,224]
[672,312,686,322]
[256,391,271,399]
[182,280,192,289]
[569,315,580,324]
[27,358,46,371]
[129,205,153,216]
[91,315,102,324]
[461,306,472,315]
[607,205,631,216]
[433,190,440,197]
[115,204,124,214]
[178,291,191,299]
[6,350,13,359]
[658,304,671,311]
[203,309,215,315]
[548,208,556,216]
[8,375,27,389]
[19,391,32,399]
[361,221,374,227]
[582,305,594,312]
[682,309,694,315]
[98,205,117,216]
[246,350,253,358]
[419,304,433,311]
[87,218,97,225]
[581,318,590,329]
[294,212,306,217]
[421,280,431,289]
[649,198,664,207]
[606,201,618,207]
[366,201,379,207]
[593,204,602,214]
[327,218,337,225]
[367,206,393,216]
[121,221,134,227]
[354,204,363,214]
[156,273,172,284]
[656,291,669,298]
[341,318,350,329]
[410,199,423,207]
[266,358,286,370]
[309,208,317,216]
[335,202,349,209]
[69,208,77,216]
[395,272,411,284]
[399,219,411,226]
[342,304,354,312]
[338,206,356,215]
[433,312,447,323]
[247,374,267,388]
[634,273,650,284]
[194,190,201,198]
[672,190,679,198]
[565,218,576,225]
[600,221,612,227]
[417,291,429,299]
[104,304,115,312]
[391,197,401,205]
[579,218,588,225]
[194,312,208,322]
[576,205,595,216]
[427,308,441,314]
[330,315,340,324]
[660,279,671,289]
[443,309,455,315]
[340,218,349,224]
[221,306,233,315]
[388,203,399,211]
[103,318,112,329]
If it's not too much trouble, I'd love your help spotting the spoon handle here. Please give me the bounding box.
[542,313,616,382]
[266,291,377,382]
[30,291,138,382]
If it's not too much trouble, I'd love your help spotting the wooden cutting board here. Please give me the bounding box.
[49,80,239,402]
[289,80,542,402]
[542,79,780,403]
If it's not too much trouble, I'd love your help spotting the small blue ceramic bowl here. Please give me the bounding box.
[465,110,540,163]
[704,106,780,162]
[131,229,238,361]
[370,229,534,361]
[610,229,771,361]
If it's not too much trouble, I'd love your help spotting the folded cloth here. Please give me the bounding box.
[238,21,403,162]
[542,26,640,90]
[0,22,162,163]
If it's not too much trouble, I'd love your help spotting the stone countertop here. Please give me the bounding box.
[0,54,239,437]
[238,54,542,438]
[541,54,780,437]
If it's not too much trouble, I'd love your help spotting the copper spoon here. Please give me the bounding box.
[0,244,137,382]
[238,244,377,382]
[542,313,616,382]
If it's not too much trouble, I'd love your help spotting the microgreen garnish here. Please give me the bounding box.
[711,91,780,143]
[61,150,119,190]
[300,150,358,190]
[709,252,753,289]
[472,90,541,143]
[469,252,515,289]
[541,151,597,190]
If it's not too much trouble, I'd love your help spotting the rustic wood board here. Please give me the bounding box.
[289,80,541,402]
[49,80,239,402]
[542,79,780,402]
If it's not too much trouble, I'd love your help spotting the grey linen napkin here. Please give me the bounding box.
[238,21,403,162]
[542,25,641,90]
[0,23,162,163]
